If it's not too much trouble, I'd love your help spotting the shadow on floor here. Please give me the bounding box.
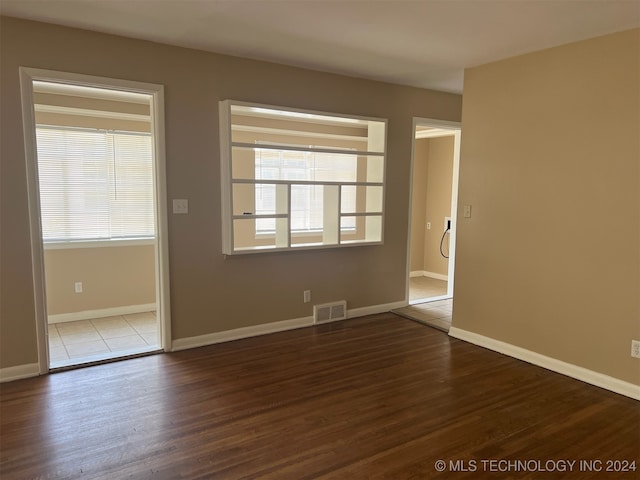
[393,298,452,332]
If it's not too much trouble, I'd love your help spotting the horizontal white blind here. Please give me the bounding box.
[36,126,155,242]
[255,147,357,233]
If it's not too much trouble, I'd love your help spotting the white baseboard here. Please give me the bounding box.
[0,363,40,383]
[347,301,406,318]
[410,271,448,281]
[172,301,404,352]
[172,316,315,351]
[48,303,156,324]
[448,327,640,401]
[423,271,448,281]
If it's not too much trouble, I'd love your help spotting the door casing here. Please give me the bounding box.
[19,67,172,372]
[405,117,461,305]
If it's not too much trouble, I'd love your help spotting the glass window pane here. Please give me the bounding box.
[340,215,383,244]
[36,126,154,242]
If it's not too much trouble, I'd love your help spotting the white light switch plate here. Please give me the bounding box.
[173,199,189,214]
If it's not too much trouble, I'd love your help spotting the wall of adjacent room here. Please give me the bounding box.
[410,136,454,277]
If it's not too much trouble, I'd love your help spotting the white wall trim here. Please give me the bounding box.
[48,303,156,324]
[172,301,403,352]
[415,128,456,139]
[405,117,461,305]
[43,238,156,250]
[0,363,40,383]
[347,301,406,318]
[410,270,448,281]
[423,271,448,281]
[172,316,315,351]
[449,327,640,401]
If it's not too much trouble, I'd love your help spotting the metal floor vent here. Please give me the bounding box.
[313,301,347,324]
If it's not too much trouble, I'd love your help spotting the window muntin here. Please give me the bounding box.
[254,146,357,234]
[220,101,386,254]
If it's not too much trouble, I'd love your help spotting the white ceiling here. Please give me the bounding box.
[2,0,639,93]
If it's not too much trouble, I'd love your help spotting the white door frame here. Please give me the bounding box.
[405,117,461,304]
[19,67,172,374]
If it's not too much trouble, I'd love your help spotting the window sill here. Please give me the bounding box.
[255,228,357,239]
[43,238,156,250]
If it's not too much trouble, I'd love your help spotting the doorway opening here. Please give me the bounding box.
[20,68,171,372]
[394,118,460,331]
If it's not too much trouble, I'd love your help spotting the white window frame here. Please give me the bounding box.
[219,100,387,255]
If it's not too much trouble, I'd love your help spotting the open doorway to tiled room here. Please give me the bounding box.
[21,70,170,371]
[394,119,461,332]
[48,312,158,369]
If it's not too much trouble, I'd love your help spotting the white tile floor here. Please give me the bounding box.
[48,312,159,368]
[409,276,448,301]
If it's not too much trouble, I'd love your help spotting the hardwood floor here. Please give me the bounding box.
[1,313,638,479]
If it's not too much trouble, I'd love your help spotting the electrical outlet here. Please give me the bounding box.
[74,282,83,294]
[631,340,640,359]
[303,290,311,303]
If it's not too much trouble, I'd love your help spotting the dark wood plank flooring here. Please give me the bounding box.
[1,313,638,479]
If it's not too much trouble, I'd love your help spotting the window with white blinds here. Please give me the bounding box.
[36,125,155,242]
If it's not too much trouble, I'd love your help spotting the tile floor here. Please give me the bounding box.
[409,276,448,301]
[393,298,453,332]
[48,312,159,368]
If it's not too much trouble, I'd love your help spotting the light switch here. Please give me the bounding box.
[463,205,472,218]
[173,199,189,214]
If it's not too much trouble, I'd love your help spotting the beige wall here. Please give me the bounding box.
[44,245,156,316]
[34,88,155,318]
[410,139,428,271]
[454,29,640,385]
[423,136,454,276]
[410,136,454,275]
[0,16,462,369]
